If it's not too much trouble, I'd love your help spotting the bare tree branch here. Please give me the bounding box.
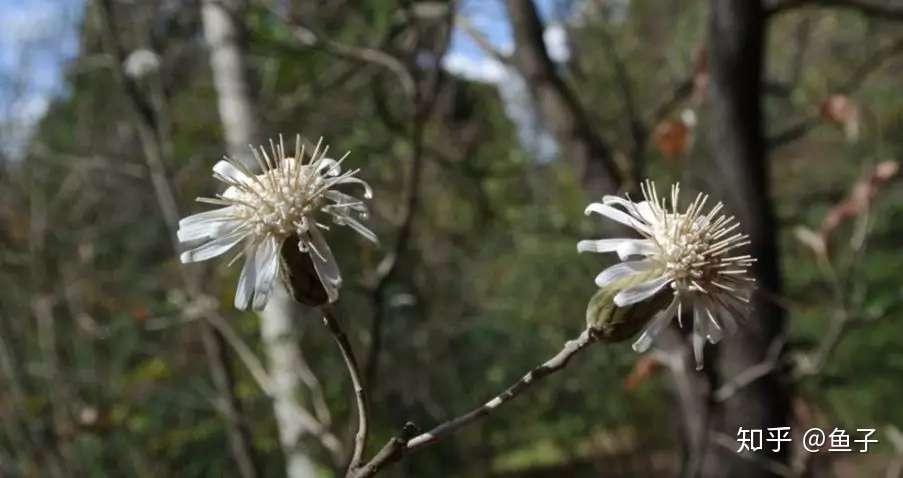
[350,328,598,478]
[713,332,787,402]
[769,36,903,148]
[598,27,646,181]
[505,0,623,196]
[456,15,512,64]
[265,5,416,98]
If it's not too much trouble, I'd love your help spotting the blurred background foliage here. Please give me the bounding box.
[0,0,901,476]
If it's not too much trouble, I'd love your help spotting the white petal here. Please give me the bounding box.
[221,185,245,200]
[616,239,657,260]
[585,203,651,234]
[577,238,632,254]
[234,249,257,310]
[325,190,368,213]
[595,260,655,288]
[177,207,240,243]
[614,275,671,307]
[179,230,245,263]
[602,196,658,225]
[339,214,378,244]
[601,195,637,210]
[213,160,250,184]
[334,176,373,199]
[635,201,658,224]
[307,226,341,303]
[632,295,679,353]
[252,237,280,311]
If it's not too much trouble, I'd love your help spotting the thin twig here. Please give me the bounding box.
[506,0,622,194]
[598,26,646,181]
[294,348,335,427]
[321,306,370,476]
[206,310,276,394]
[456,15,511,64]
[769,36,903,149]
[351,328,599,478]
[266,5,415,98]
[713,332,787,402]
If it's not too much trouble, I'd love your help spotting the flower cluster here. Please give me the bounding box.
[179,136,376,310]
[579,181,755,368]
[179,137,753,371]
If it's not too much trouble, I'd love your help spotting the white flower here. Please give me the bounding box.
[578,180,755,369]
[178,135,376,310]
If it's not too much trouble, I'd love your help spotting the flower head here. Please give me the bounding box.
[178,135,376,310]
[579,180,755,369]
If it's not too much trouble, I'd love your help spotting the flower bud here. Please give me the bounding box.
[586,271,673,343]
[279,235,329,307]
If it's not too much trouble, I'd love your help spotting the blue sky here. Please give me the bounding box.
[445,0,579,161]
[0,0,578,159]
[445,0,574,82]
[0,0,82,157]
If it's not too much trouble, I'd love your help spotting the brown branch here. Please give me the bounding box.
[320,306,369,476]
[266,6,415,98]
[767,0,903,20]
[456,15,512,64]
[769,36,903,148]
[505,0,622,195]
[598,27,647,181]
[350,328,599,478]
[713,332,787,402]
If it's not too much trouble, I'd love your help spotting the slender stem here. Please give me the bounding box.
[351,328,598,478]
[321,305,369,476]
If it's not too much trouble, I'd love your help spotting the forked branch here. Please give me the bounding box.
[349,328,598,478]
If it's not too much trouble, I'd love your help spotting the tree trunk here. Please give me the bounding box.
[702,1,789,476]
[201,1,320,476]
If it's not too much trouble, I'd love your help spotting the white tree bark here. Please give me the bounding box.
[259,289,321,478]
[200,1,320,476]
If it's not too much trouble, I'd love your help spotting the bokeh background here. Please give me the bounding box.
[1,0,902,477]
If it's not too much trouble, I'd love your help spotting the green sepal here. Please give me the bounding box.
[586,270,673,343]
